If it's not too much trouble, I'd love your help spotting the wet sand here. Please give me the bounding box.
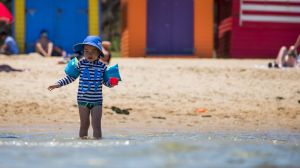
[0,54,299,134]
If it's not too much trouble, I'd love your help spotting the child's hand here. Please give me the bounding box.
[48,84,60,91]
[109,77,118,86]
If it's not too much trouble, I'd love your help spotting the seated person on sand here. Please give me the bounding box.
[0,30,19,55]
[269,34,300,68]
[100,41,112,64]
[35,30,66,57]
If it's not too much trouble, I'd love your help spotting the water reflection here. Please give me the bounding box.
[0,131,299,168]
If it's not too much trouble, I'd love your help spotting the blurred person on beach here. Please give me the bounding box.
[269,34,300,68]
[48,36,118,139]
[0,30,19,55]
[100,41,112,64]
[35,30,66,57]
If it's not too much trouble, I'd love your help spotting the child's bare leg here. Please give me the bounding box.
[78,106,90,138]
[91,106,102,139]
[275,46,287,67]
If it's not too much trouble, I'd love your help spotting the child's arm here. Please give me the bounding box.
[57,75,77,86]
[48,75,77,91]
[48,60,82,91]
[48,83,60,91]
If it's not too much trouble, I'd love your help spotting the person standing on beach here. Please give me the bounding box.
[48,36,118,139]
[0,30,19,55]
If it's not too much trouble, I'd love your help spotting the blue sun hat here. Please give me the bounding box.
[73,36,104,57]
[104,64,122,83]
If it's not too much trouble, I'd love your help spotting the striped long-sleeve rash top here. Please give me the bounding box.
[57,59,111,105]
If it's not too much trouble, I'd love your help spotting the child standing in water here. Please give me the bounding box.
[48,36,118,139]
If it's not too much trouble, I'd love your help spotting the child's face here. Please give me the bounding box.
[83,45,100,62]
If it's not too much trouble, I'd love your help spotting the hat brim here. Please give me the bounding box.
[73,43,104,57]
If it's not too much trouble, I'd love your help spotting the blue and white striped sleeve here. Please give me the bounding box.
[57,75,77,87]
[103,79,112,88]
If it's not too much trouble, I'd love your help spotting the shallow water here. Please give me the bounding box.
[0,129,299,168]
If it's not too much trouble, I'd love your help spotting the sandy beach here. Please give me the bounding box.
[0,54,299,134]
